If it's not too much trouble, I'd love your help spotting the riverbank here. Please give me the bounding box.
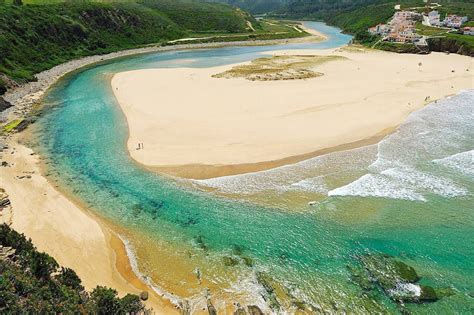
[112,48,473,179]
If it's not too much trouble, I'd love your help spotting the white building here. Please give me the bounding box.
[443,15,469,28]
[428,11,441,26]
[368,24,390,36]
[463,27,474,36]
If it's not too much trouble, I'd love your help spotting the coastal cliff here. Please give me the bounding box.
[427,36,474,56]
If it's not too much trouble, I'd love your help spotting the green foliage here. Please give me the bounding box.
[212,0,289,14]
[0,1,254,82]
[428,32,474,56]
[437,1,474,19]
[2,119,23,133]
[140,0,254,33]
[120,293,146,313]
[88,286,123,314]
[0,224,146,313]
[325,2,396,35]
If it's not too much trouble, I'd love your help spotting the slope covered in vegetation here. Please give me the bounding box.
[211,0,289,14]
[0,224,146,313]
[0,0,255,91]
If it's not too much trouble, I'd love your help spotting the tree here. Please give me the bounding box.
[31,251,58,280]
[0,224,146,313]
[13,0,23,6]
[56,267,84,291]
[120,294,146,313]
[88,286,122,314]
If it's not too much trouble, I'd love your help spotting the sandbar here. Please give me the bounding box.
[112,48,473,179]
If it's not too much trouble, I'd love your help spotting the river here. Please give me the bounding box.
[33,22,473,313]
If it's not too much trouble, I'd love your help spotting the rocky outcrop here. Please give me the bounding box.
[348,253,457,306]
[427,37,474,57]
[0,189,12,225]
[247,305,264,315]
[0,97,12,113]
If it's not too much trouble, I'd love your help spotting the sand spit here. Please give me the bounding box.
[112,48,473,179]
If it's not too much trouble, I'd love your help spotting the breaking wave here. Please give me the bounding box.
[198,90,473,202]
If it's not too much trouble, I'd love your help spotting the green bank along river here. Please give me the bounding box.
[31,22,473,313]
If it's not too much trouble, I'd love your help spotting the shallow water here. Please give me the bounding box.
[34,22,473,313]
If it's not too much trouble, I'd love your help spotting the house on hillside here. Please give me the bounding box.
[428,11,441,26]
[368,10,423,44]
[463,27,474,36]
[443,15,468,28]
[368,24,389,36]
[392,10,422,22]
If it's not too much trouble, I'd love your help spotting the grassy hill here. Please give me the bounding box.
[0,0,259,94]
[210,0,290,14]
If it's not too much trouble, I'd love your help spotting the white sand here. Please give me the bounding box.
[112,48,473,178]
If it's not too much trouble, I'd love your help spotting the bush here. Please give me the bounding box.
[0,224,147,313]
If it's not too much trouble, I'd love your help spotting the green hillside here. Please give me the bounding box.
[141,0,256,32]
[210,0,289,14]
[0,224,147,313]
[0,0,257,92]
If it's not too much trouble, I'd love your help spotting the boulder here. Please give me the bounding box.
[139,291,148,301]
[247,305,263,315]
[0,97,12,112]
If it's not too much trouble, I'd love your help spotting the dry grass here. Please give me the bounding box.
[212,55,346,81]
[337,44,371,53]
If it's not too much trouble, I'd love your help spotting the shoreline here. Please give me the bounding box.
[1,20,471,313]
[144,129,393,180]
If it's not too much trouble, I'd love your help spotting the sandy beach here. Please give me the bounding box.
[112,47,473,179]
[0,135,178,314]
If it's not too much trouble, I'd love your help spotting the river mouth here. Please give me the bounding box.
[32,22,474,313]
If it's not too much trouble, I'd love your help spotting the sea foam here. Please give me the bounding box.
[198,91,473,202]
[433,150,474,177]
[329,90,473,201]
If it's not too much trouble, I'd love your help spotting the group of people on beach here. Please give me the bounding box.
[137,143,144,150]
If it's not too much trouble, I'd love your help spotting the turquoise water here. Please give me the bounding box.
[34,22,473,313]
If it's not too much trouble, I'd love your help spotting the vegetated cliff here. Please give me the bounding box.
[427,36,474,56]
[0,1,255,95]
